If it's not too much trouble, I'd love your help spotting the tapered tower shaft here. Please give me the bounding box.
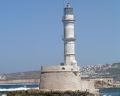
[63,3,77,66]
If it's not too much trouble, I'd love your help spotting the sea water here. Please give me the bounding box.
[0,83,39,92]
[99,88,120,96]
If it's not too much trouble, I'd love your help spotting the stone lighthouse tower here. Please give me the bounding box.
[40,2,81,91]
[63,3,77,67]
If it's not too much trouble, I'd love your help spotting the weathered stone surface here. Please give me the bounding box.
[40,66,81,91]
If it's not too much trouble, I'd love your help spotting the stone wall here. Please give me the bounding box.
[40,68,81,91]
[40,65,96,92]
[41,65,79,72]
[80,80,96,93]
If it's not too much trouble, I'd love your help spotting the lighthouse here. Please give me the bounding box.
[63,3,77,67]
[40,2,81,91]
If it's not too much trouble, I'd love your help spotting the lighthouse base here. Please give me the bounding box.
[40,65,81,91]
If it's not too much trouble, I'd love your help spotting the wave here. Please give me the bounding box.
[0,87,39,92]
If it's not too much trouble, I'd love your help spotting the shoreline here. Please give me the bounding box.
[6,90,96,96]
[0,79,40,84]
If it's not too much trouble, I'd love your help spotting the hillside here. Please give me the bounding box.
[6,71,40,80]
[1,62,120,81]
[106,63,120,81]
[81,62,120,81]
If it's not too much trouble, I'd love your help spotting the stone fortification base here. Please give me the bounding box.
[40,65,81,91]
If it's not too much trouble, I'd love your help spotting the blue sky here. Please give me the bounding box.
[0,0,120,73]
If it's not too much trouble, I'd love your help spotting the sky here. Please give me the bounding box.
[0,0,120,73]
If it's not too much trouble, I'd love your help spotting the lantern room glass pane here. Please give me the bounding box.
[64,8,73,15]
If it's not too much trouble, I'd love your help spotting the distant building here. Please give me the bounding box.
[81,77,114,88]
[0,74,7,80]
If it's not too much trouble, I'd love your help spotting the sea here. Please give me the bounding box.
[99,88,120,96]
[0,83,39,91]
[0,84,120,96]
[0,83,39,96]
